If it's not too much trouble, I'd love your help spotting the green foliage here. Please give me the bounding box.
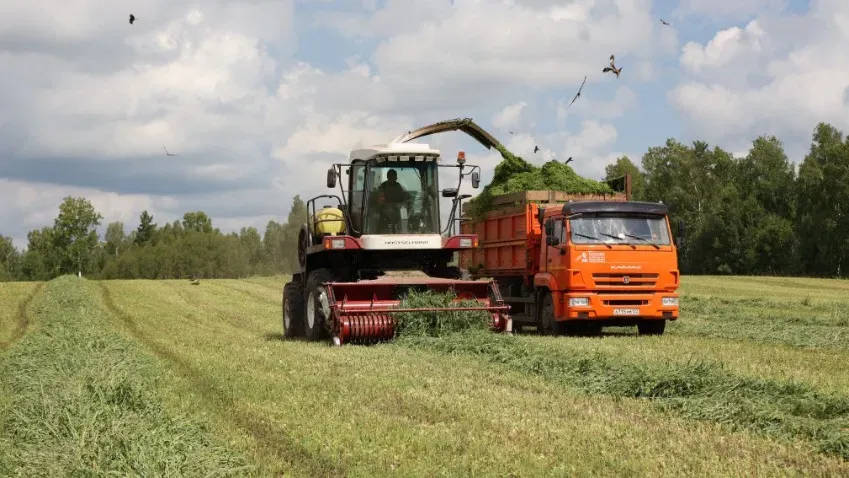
[0,276,253,475]
[604,155,646,200]
[393,289,492,339]
[465,144,613,219]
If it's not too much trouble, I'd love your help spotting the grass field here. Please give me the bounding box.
[2,275,849,476]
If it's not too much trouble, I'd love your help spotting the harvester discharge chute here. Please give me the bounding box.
[281,118,512,345]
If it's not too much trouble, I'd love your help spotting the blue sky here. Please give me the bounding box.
[0,0,841,249]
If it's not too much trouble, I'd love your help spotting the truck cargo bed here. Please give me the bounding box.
[459,190,628,277]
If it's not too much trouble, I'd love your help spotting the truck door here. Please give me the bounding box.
[543,217,566,272]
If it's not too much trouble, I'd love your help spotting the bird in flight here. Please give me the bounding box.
[129,14,136,25]
[534,145,540,154]
[163,146,178,156]
[660,18,670,26]
[564,157,573,164]
[602,54,622,78]
[568,76,587,108]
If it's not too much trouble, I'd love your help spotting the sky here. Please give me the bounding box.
[0,0,843,250]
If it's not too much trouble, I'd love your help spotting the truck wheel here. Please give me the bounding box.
[537,293,559,336]
[282,281,305,339]
[304,268,336,341]
[637,319,666,336]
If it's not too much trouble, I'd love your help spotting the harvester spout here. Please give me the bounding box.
[324,278,511,345]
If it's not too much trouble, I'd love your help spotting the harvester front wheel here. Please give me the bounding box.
[304,268,335,341]
[282,281,305,339]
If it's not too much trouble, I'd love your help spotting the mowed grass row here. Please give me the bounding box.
[0,281,43,349]
[0,277,254,476]
[97,277,849,476]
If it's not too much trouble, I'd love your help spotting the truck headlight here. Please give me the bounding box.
[662,297,678,306]
[459,238,473,247]
[569,297,589,307]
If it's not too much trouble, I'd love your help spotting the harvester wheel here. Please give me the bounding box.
[637,319,666,336]
[282,281,305,339]
[304,268,336,341]
[537,293,559,336]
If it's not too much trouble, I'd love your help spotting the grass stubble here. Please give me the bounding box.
[2,275,849,476]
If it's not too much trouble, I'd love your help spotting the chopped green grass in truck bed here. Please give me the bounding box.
[465,144,614,219]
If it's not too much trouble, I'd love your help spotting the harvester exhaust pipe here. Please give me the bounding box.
[323,279,511,346]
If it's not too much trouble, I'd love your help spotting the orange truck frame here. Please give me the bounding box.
[458,176,684,336]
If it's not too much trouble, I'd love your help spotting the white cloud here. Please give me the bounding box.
[0,0,678,249]
[669,0,849,157]
[491,102,527,130]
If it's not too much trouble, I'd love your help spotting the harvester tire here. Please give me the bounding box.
[304,268,335,341]
[537,292,559,336]
[637,319,666,336]
[282,281,305,339]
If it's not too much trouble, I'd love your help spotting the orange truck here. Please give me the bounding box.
[458,175,684,336]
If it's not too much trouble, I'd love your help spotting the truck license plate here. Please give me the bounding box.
[613,308,639,316]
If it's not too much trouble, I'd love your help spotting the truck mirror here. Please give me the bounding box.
[326,168,337,188]
[678,218,685,239]
[442,188,458,198]
[471,171,480,189]
[544,219,554,236]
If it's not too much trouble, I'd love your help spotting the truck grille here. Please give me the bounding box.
[593,273,658,288]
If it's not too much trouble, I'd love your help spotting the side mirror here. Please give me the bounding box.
[471,171,480,189]
[442,188,458,198]
[678,218,685,239]
[544,219,554,236]
[326,168,337,188]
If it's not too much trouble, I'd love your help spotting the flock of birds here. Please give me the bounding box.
[507,17,672,163]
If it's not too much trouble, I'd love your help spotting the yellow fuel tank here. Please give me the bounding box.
[313,207,346,236]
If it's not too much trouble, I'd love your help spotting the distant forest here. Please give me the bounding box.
[2,122,848,281]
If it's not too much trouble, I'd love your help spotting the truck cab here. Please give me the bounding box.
[536,200,682,335]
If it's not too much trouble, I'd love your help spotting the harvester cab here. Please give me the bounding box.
[282,124,511,346]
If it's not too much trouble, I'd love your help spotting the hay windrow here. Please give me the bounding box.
[464,144,614,220]
[393,289,492,339]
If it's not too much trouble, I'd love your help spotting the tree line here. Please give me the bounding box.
[1,121,848,281]
[0,196,308,281]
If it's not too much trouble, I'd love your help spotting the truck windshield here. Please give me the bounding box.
[359,161,440,234]
[569,213,671,246]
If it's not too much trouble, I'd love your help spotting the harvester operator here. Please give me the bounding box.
[373,169,413,233]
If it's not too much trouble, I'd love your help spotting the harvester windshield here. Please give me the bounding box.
[349,159,440,235]
[569,213,671,246]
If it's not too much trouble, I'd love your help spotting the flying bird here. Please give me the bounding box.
[660,18,670,26]
[602,54,622,78]
[568,75,587,108]
[564,157,573,164]
[534,145,540,154]
[129,14,136,25]
[163,146,178,156]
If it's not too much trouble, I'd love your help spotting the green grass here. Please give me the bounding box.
[0,276,254,476]
[0,281,42,349]
[2,274,849,476]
